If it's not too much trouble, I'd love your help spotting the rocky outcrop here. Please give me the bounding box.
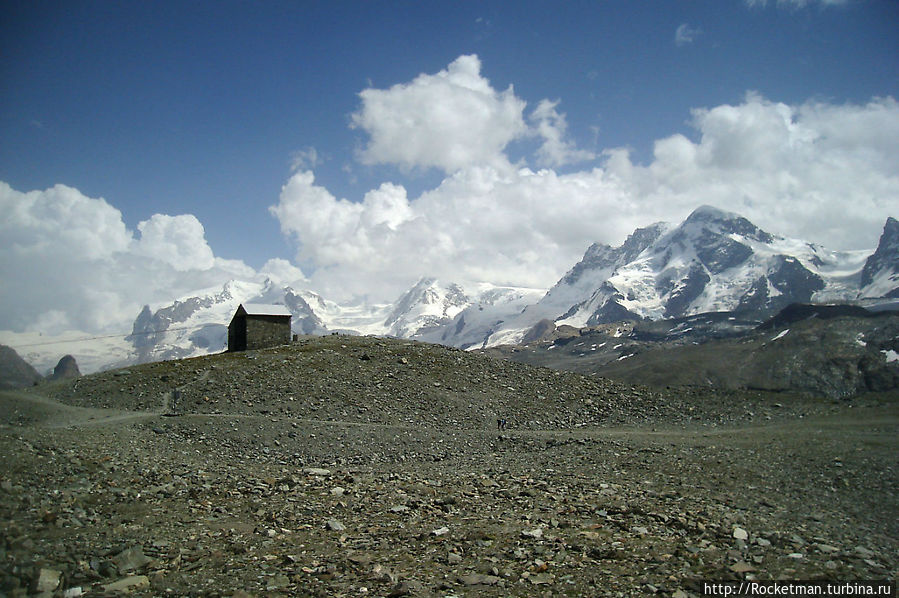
[48,355,81,382]
[861,217,899,298]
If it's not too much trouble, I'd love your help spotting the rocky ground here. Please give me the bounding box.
[1,334,897,597]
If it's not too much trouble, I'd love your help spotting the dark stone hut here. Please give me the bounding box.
[227,303,292,352]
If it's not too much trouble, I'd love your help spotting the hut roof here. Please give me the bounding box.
[237,303,292,317]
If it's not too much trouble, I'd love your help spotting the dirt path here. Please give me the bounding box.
[5,385,896,451]
[0,388,167,429]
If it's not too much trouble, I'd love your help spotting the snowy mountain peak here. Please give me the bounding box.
[680,205,774,244]
[484,206,894,346]
[562,222,670,288]
[385,277,470,337]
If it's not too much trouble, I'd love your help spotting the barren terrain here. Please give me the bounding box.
[1,335,896,597]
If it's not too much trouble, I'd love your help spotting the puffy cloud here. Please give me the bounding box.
[612,93,899,249]
[530,100,596,167]
[2,183,131,260]
[134,214,215,271]
[271,165,635,301]
[274,93,899,302]
[0,182,255,334]
[260,258,308,287]
[350,54,528,173]
[350,55,594,174]
[289,146,323,172]
[675,23,701,46]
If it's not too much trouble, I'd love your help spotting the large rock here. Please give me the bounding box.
[48,354,81,381]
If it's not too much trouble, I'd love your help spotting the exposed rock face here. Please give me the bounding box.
[385,278,470,338]
[561,223,668,288]
[494,305,899,399]
[0,344,42,389]
[861,217,899,298]
[284,290,327,335]
[521,319,556,344]
[48,355,81,381]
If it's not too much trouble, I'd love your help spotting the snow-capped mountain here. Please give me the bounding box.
[127,279,331,364]
[486,206,892,346]
[384,278,471,338]
[376,277,545,347]
[402,280,547,349]
[8,205,894,373]
[124,276,545,365]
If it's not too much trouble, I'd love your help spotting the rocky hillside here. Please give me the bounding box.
[1,334,896,596]
[485,305,899,399]
[0,344,42,390]
[41,334,748,429]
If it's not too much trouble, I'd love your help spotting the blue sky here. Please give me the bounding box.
[1,0,898,332]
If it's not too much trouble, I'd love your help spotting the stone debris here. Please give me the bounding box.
[32,567,61,593]
[325,518,346,531]
[102,575,150,593]
[0,334,895,596]
[112,546,152,572]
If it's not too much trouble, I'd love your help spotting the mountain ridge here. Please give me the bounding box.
[3,206,896,374]
[484,206,891,346]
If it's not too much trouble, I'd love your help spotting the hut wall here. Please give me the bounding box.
[244,315,291,350]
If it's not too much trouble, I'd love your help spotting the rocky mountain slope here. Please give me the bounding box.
[860,216,899,298]
[0,344,42,389]
[484,304,899,399]
[1,335,896,596]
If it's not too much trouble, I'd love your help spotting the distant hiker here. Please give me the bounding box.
[171,388,181,413]
[497,418,502,430]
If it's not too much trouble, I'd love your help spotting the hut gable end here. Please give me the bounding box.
[228,303,292,352]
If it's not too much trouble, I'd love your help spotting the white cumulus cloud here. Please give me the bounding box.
[134,214,216,271]
[0,182,256,334]
[530,99,597,167]
[260,258,308,287]
[350,55,595,174]
[350,54,528,173]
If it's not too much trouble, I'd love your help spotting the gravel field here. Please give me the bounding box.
[1,335,896,597]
